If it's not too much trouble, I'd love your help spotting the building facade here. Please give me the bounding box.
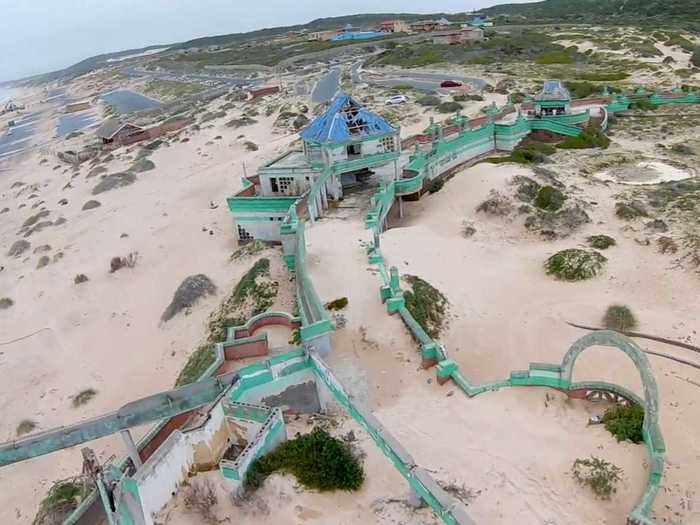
[228,94,401,242]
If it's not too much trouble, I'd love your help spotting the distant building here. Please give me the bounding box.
[410,20,442,33]
[331,30,385,42]
[247,85,281,100]
[432,27,484,45]
[65,100,91,113]
[379,20,410,33]
[307,30,337,41]
[467,16,493,28]
[95,118,145,145]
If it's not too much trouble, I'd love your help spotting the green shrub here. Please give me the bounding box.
[437,101,463,113]
[545,249,607,281]
[429,178,445,193]
[403,275,448,338]
[416,95,441,107]
[325,297,349,310]
[72,388,97,408]
[577,72,629,82]
[535,51,573,64]
[33,478,89,525]
[17,419,37,436]
[615,200,648,220]
[175,345,216,386]
[632,98,656,111]
[603,404,644,443]
[486,143,555,165]
[245,428,364,492]
[557,125,610,150]
[603,304,638,332]
[571,456,623,499]
[534,186,566,211]
[566,81,596,99]
[692,47,700,68]
[587,235,616,250]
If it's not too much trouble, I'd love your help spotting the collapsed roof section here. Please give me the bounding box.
[300,94,396,145]
[536,80,572,101]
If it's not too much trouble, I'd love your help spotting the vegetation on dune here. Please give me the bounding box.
[145,80,204,99]
[17,419,37,436]
[72,388,97,408]
[545,249,607,281]
[571,456,623,500]
[245,428,364,492]
[437,101,463,113]
[403,274,448,339]
[175,258,278,386]
[416,95,441,107]
[615,200,648,220]
[557,125,610,150]
[587,235,616,250]
[534,185,566,211]
[161,274,217,322]
[325,297,349,310]
[485,143,556,165]
[603,404,644,443]
[33,478,90,525]
[603,304,638,332]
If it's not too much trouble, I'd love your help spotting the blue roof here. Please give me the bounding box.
[300,94,396,144]
[331,31,385,42]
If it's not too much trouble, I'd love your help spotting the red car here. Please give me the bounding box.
[440,80,463,88]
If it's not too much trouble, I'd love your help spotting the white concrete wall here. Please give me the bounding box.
[133,403,229,524]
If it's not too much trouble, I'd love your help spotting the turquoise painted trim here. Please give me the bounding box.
[227,196,299,213]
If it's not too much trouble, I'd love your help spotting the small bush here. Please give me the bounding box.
[72,388,97,407]
[692,48,700,68]
[130,158,155,173]
[571,456,623,499]
[615,200,648,220]
[557,125,610,150]
[183,479,218,522]
[632,98,656,111]
[534,186,566,211]
[587,235,616,250]
[244,141,259,151]
[603,403,644,443]
[476,190,513,216]
[0,297,14,310]
[428,178,445,193]
[403,275,448,339]
[17,419,37,436]
[416,95,441,107]
[657,236,678,254]
[162,274,217,322]
[92,172,137,195]
[110,252,139,272]
[545,249,607,281]
[603,304,638,332]
[74,274,89,285]
[437,101,463,113]
[33,478,89,525]
[245,428,364,493]
[325,297,349,310]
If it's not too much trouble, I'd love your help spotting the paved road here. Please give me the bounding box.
[311,67,341,104]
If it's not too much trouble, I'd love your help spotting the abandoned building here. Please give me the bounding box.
[228,94,401,242]
[532,80,572,116]
[95,118,146,145]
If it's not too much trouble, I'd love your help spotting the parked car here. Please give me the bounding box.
[385,94,408,105]
[440,80,463,88]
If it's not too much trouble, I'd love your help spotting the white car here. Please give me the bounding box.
[385,94,408,105]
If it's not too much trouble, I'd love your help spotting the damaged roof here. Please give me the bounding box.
[95,118,143,139]
[300,94,396,144]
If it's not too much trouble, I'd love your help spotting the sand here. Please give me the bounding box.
[2,36,700,525]
[304,160,700,524]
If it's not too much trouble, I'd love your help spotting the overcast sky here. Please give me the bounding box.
[0,0,534,82]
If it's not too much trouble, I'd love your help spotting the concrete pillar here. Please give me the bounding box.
[398,196,404,219]
[407,487,424,508]
[321,183,328,209]
[120,429,143,470]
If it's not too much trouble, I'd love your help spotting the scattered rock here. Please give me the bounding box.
[82,200,102,211]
